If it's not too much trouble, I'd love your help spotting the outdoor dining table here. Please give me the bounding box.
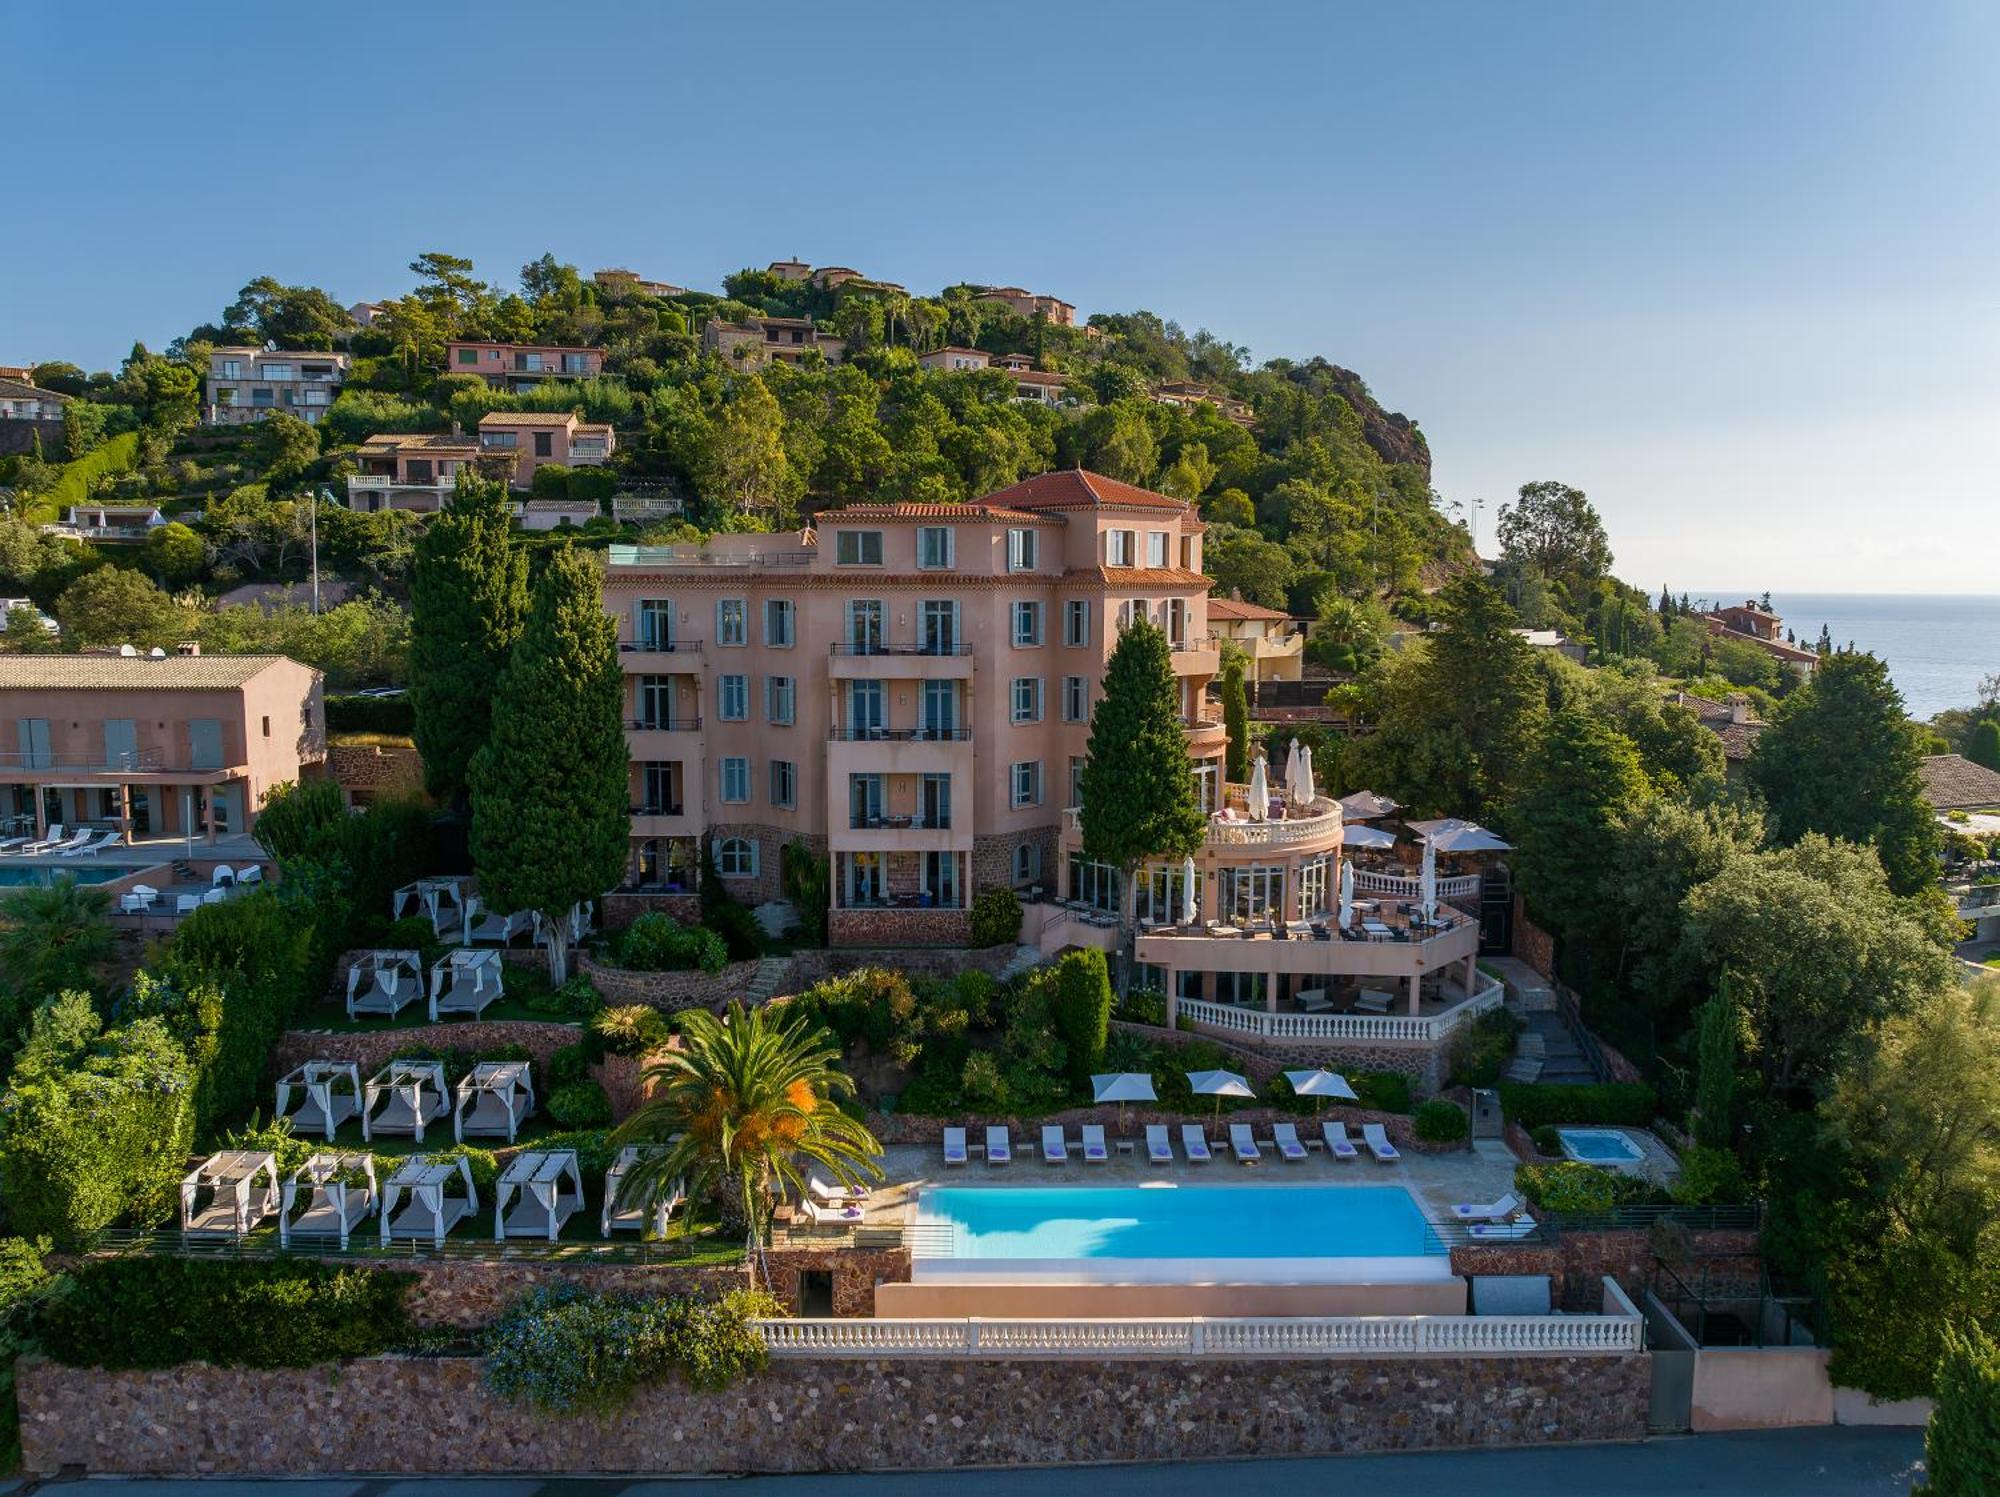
[1362,919,1392,937]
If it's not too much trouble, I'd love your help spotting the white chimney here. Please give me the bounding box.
[1728,693,1750,724]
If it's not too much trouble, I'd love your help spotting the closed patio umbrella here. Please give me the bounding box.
[1093,1071,1159,1135]
[1180,854,1198,925]
[1187,1068,1254,1122]
[1338,859,1355,930]
[1298,744,1316,807]
[1249,753,1270,822]
[1284,737,1302,801]
[1420,837,1438,924]
[1285,1068,1361,1116]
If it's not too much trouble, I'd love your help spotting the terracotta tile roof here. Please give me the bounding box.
[1009,370,1067,385]
[1671,690,1766,761]
[1702,618,1819,663]
[478,411,581,427]
[358,432,480,454]
[1206,597,1290,622]
[0,654,304,690]
[817,503,1057,524]
[446,340,596,353]
[1069,566,1211,588]
[982,470,1191,515]
[0,378,69,403]
[1919,754,2000,811]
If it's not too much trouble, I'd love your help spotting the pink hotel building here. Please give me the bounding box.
[601,469,1486,1037]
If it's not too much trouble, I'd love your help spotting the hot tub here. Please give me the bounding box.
[1558,1127,1646,1167]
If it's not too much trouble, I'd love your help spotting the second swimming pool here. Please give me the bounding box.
[915,1184,1448,1284]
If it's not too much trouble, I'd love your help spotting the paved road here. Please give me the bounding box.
[11,1428,1925,1496]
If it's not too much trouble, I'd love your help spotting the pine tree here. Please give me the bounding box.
[1968,718,2000,773]
[1079,617,1206,984]
[467,546,629,982]
[1220,655,1250,782]
[1919,1325,2000,1495]
[408,473,527,805]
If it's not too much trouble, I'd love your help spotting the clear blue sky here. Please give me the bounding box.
[8,0,1997,594]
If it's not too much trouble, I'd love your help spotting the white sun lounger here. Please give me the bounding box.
[1322,1122,1360,1160]
[985,1126,1012,1165]
[35,831,89,855]
[1271,1122,1308,1161]
[1452,1192,1521,1222]
[1362,1122,1401,1162]
[1469,1214,1539,1241]
[0,836,29,854]
[1146,1125,1174,1163]
[1080,1124,1109,1162]
[942,1126,968,1166]
[803,1199,863,1228]
[20,826,66,854]
[1181,1124,1213,1162]
[1041,1125,1068,1163]
[810,1175,867,1203]
[1229,1123,1262,1163]
[63,830,121,857]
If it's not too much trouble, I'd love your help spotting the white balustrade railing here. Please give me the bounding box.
[1177,980,1505,1045]
[1353,869,1481,900]
[756,1310,1641,1359]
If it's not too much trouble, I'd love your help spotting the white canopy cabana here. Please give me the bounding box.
[1409,817,1514,854]
[181,1151,280,1239]
[362,1059,451,1142]
[274,1059,362,1141]
[392,876,470,940]
[532,900,595,954]
[1187,1068,1255,1121]
[380,1154,477,1247]
[346,949,423,1020]
[603,1145,683,1237]
[494,1150,584,1241]
[280,1152,378,1248]
[429,948,504,1022]
[1339,789,1400,820]
[454,1059,535,1143]
[1340,823,1400,850]
[462,895,534,947]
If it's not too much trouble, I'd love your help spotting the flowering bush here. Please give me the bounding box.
[483,1284,775,1412]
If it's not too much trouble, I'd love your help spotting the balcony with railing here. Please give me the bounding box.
[827,726,970,742]
[1133,900,1483,984]
[606,544,812,569]
[623,716,701,733]
[828,639,974,679]
[0,746,170,775]
[618,636,702,669]
[1169,976,1505,1047]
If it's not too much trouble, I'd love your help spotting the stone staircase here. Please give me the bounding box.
[998,945,1044,984]
[744,955,792,1004]
[1507,1011,1601,1086]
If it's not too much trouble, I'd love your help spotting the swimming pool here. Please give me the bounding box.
[1559,1127,1646,1166]
[0,863,153,888]
[915,1185,1449,1284]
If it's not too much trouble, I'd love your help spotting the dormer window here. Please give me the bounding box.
[1007,528,1037,572]
[1106,530,1135,567]
[835,530,884,566]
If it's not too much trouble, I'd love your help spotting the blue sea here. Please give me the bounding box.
[1694,592,2000,722]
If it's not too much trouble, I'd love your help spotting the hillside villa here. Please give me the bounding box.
[204,348,349,426]
[1700,599,1819,678]
[445,340,604,391]
[701,315,847,368]
[1207,596,1305,683]
[348,413,612,510]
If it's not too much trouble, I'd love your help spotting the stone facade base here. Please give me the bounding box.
[577,951,763,1011]
[18,1352,1650,1475]
[326,742,426,806]
[828,906,971,947]
[601,891,701,930]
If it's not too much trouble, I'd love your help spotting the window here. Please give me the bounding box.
[716,598,746,646]
[1062,676,1089,723]
[920,680,959,737]
[260,715,271,738]
[1106,530,1135,566]
[1012,600,1043,647]
[848,773,885,827]
[189,719,223,771]
[1069,755,1086,809]
[844,599,883,653]
[834,530,884,565]
[1194,761,1221,814]
[1066,855,1122,913]
[844,850,885,905]
[847,678,884,735]
[221,359,242,379]
[642,761,683,814]
[1300,854,1332,916]
[1146,530,1169,568]
[1007,527,1037,571]
[719,758,750,803]
[765,675,795,724]
[636,675,675,728]
[719,674,748,721]
[481,430,517,449]
[919,599,959,654]
[1063,599,1090,647]
[533,432,553,457]
[1010,760,1043,808]
[917,526,953,569]
[769,760,796,809]
[456,348,480,366]
[923,850,961,907]
[1138,862,1203,925]
[1013,842,1041,885]
[763,598,795,647]
[1219,864,1287,923]
[715,836,757,877]
[261,364,292,382]
[636,599,674,649]
[1011,677,1043,724]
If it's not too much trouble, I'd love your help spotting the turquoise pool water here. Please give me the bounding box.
[919,1185,1441,1263]
[0,863,150,888]
[1559,1128,1645,1165]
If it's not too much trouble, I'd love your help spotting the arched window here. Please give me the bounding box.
[1013,841,1040,885]
[715,837,757,878]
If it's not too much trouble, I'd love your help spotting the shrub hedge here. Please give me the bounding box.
[615,914,726,974]
[1498,1082,1656,1132]
[546,1079,613,1128]
[36,1257,415,1369]
[968,887,1023,948]
[325,693,416,735]
[1413,1099,1470,1143]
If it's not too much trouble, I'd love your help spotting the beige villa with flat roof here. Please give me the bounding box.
[0,652,324,843]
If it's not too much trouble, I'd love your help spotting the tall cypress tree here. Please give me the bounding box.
[1220,654,1250,783]
[1079,617,1206,985]
[408,472,528,805]
[1968,718,2000,773]
[467,546,628,982]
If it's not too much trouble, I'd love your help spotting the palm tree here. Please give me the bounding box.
[0,875,115,1001]
[610,1000,881,1276]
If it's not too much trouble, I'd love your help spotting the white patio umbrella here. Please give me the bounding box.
[1298,744,1316,807]
[1248,753,1270,822]
[1093,1071,1159,1134]
[1180,854,1198,925]
[1285,1068,1361,1115]
[1187,1068,1255,1122]
[1420,837,1438,924]
[1284,737,1303,801]
[1410,817,1514,854]
[1338,858,1355,930]
[1341,823,1398,850]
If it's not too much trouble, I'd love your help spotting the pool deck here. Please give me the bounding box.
[854,1135,1523,1229]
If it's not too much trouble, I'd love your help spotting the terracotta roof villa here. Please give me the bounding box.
[1919,753,2000,813]
[1674,690,1765,770]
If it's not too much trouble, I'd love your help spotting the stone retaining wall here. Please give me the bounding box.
[326,742,425,805]
[577,952,762,1011]
[828,907,972,947]
[1453,1228,1761,1309]
[275,1019,583,1079]
[784,944,1019,991]
[392,1258,747,1330]
[601,892,702,931]
[18,1351,1650,1475]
